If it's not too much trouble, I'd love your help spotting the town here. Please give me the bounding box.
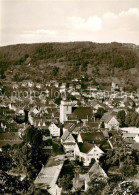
[0,78,139,195]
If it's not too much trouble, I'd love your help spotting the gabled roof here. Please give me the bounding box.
[78,142,95,153]
[101,112,117,123]
[68,107,93,120]
[102,130,109,138]
[61,130,70,141]
[90,101,105,108]
[34,155,64,187]
[64,123,76,132]
[88,162,107,178]
[80,132,105,142]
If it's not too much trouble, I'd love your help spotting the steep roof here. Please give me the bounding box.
[101,112,116,123]
[102,130,109,138]
[61,130,70,141]
[88,162,107,178]
[80,132,105,142]
[64,123,76,132]
[34,155,64,187]
[78,142,94,153]
[68,107,93,120]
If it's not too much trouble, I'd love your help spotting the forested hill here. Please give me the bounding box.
[0,42,139,91]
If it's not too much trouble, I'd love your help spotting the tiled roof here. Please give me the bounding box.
[63,142,76,145]
[78,142,94,153]
[64,123,76,132]
[101,112,116,123]
[80,132,105,142]
[34,155,64,186]
[61,130,70,141]
[102,130,109,138]
[68,107,93,120]
[88,162,107,178]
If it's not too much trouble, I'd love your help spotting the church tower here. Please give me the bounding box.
[60,100,72,123]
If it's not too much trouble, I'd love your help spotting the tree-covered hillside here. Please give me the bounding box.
[0,42,138,90]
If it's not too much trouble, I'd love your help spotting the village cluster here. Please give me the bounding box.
[0,79,139,195]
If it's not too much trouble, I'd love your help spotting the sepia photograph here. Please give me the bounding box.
[0,0,139,194]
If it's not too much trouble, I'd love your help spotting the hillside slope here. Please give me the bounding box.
[0,42,139,91]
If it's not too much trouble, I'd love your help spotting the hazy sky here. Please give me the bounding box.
[0,0,139,46]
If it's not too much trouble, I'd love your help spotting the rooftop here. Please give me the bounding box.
[78,142,94,153]
[80,132,105,142]
[34,155,65,187]
[68,107,93,120]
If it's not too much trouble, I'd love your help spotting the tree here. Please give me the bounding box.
[0,152,14,171]
[125,111,139,127]
[83,175,107,195]
[52,67,59,76]
[117,110,126,127]
[125,112,132,126]
[131,150,139,165]
[94,107,107,119]
[55,97,62,105]
[135,115,139,127]
[58,174,73,191]
[121,163,137,177]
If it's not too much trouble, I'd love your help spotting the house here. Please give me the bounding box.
[28,81,34,88]
[111,82,119,91]
[134,134,139,143]
[48,123,60,137]
[34,155,65,195]
[63,122,76,133]
[77,132,111,150]
[74,142,104,166]
[60,100,94,123]
[42,130,53,154]
[13,83,19,89]
[67,107,94,123]
[77,132,104,143]
[122,133,138,143]
[60,101,73,123]
[90,101,105,111]
[120,127,139,134]
[36,83,42,89]
[73,161,107,191]
[61,129,76,155]
[100,112,119,130]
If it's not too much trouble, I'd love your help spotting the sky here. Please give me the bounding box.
[0,0,139,46]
